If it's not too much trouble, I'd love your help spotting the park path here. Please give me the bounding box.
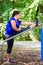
[0,41,42,65]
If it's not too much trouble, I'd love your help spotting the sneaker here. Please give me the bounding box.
[7,59,14,63]
[35,18,38,26]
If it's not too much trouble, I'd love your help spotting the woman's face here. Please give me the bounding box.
[17,14,21,19]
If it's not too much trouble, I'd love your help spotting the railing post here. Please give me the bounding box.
[41,24,43,60]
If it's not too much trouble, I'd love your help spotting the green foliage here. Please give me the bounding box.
[0,0,43,41]
[15,32,32,41]
[39,0,43,5]
[0,23,5,40]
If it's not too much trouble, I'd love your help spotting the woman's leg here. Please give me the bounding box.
[16,26,30,34]
[6,26,29,60]
[7,38,14,61]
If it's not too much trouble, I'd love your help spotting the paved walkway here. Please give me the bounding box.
[0,41,41,48]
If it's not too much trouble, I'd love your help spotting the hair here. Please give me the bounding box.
[12,11,20,17]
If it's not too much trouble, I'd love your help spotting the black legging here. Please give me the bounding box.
[5,26,30,54]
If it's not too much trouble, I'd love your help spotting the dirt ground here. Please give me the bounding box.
[0,45,43,65]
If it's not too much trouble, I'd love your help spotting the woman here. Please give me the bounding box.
[4,11,38,63]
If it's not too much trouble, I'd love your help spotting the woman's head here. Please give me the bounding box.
[12,11,20,19]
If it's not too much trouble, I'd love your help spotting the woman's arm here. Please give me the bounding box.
[21,22,34,26]
[21,21,37,28]
[11,20,21,31]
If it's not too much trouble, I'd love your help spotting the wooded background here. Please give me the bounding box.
[0,0,43,41]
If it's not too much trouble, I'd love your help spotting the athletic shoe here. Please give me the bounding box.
[7,59,14,63]
[35,18,38,26]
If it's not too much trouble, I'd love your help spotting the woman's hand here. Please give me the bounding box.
[18,28,21,31]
